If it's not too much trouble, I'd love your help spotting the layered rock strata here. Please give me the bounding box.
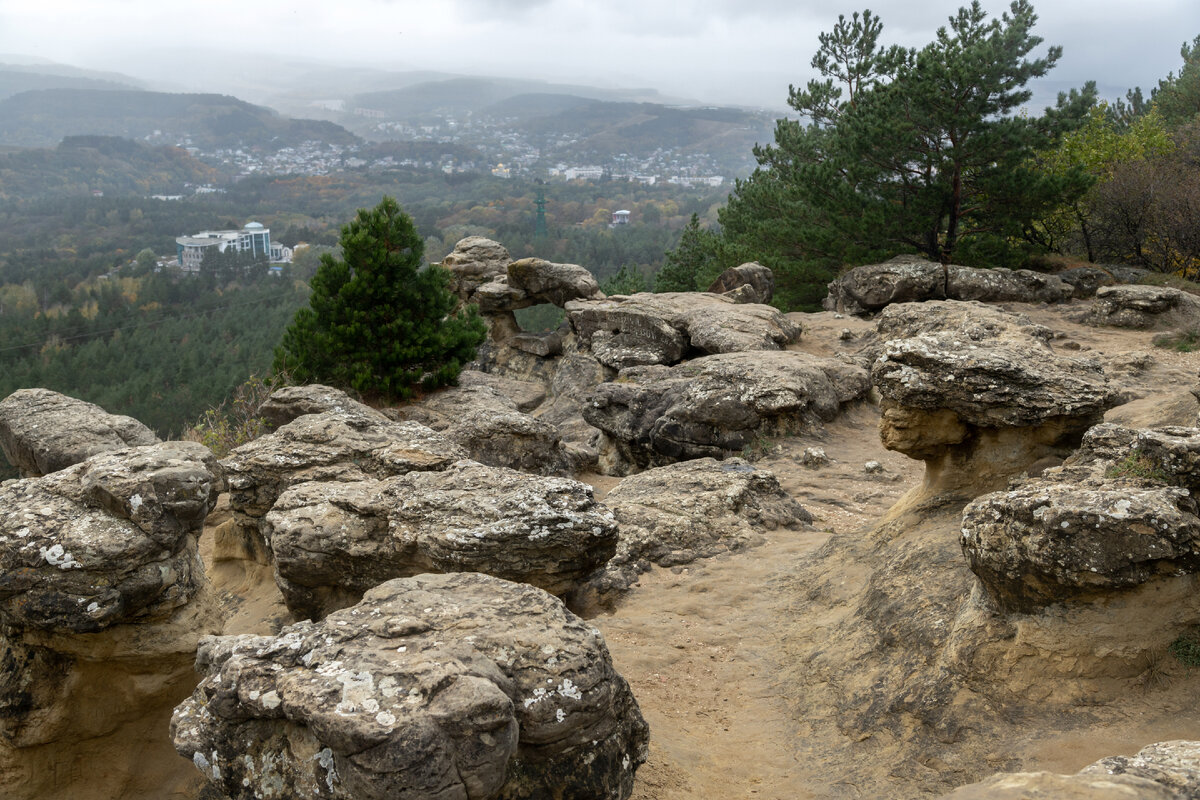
[0,441,222,800]
[264,460,618,620]
[172,572,649,800]
[0,387,159,477]
[584,350,869,474]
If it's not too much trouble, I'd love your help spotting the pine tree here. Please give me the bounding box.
[655,213,724,293]
[273,197,486,400]
[715,2,1094,307]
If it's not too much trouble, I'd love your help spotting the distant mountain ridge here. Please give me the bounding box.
[0,89,360,150]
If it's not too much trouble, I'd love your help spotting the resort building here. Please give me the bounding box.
[175,222,273,272]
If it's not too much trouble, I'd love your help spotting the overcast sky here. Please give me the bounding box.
[1,0,1197,109]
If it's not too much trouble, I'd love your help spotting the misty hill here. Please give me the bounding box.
[349,76,678,119]
[0,89,360,150]
[0,135,220,200]
[0,68,139,101]
[505,98,773,166]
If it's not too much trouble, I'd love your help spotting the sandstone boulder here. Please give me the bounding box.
[1084,285,1200,329]
[569,292,802,370]
[508,257,604,306]
[580,458,810,602]
[258,383,383,430]
[265,460,619,620]
[940,740,1200,799]
[824,256,1074,315]
[1056,265,1116,298]
[457,369,547,412]
[0,388,160,477]
[394,382,574,476]
[0,441,222,800]
[220,411,466,563]
[706,261,775,304]
[440,236,512,302]
[871,301,1113,494]
[172,572,649,800]
[962,422,1200,613]
[584,350,869,473]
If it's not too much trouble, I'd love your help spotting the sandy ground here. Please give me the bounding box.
[194,299,1200,799]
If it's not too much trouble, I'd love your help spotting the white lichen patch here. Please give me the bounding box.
[39,542,81,569]
[335,670,377,716]
[557,678,583,700]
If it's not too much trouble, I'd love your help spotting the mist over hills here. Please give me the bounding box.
[0,89,360,150]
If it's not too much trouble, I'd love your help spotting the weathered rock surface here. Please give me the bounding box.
[824,256,1073,315]
[1084,285,1200,329]
[457,369,547,412]
[440,235,512,302]
[0,441,222,800]
[569,292,802,370]
[941,740,1200,799]
[706,261,775,304]
[1056,265,1117,298]
[394,382,575,475]
[0,388,160,477]
[172,572,649,800]
[220,411,466,563]
[265,460,619,620]
[508,257,604,306]
[962,422,1200,613]
[583,350,868,473]
[871,301,1113,495]
[579,458,810,603]
[258,383,383,430]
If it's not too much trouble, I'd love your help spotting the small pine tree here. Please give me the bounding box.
[601,264,648,296]
[273,197,486,400]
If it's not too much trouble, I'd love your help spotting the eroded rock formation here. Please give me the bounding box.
[578,458,811,605]
[871,300,1114,497]
[706,261,775,304]
[264,460,618,620]
[0,441,222,800]
[172,572,649,800]
[823,256,1073,316]
[0,388,160,477]
[219,408,465,564]
[1084,284,1200,329]
[584,350,869,474]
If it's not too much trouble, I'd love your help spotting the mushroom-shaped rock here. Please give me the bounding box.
[172,572,649,800]
[0,441,222,800]
[584,351,869,473]
[939,740,1200,799]
[220,412,466,564]
[871,301,1113,495]
[1084,285,1200,329]
[265,460,619,620]
[962,422,1200,613]
[569,292,802,370]
[259,383,384,430]
[394,383,574,476]
[706,261,775,304]
[440,236,512,302]
[0,388,160,477]
[508,257,604,306]
[581,458,810,603]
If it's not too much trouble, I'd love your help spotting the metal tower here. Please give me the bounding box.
[534,186,548,239]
